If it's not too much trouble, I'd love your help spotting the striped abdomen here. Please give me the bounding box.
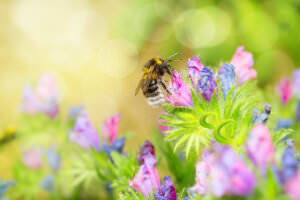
[143,80,165,107]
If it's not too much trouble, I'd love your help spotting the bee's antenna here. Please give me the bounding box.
[167,52,179,60]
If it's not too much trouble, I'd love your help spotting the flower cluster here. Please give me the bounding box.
[130,140,177,199]
[21,74,60,119]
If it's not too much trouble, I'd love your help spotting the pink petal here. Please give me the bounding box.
[276,78,292,106]
[102,114,121,144]
[246,124,275,175]
[284,171,300,200]
[22,148,43,169]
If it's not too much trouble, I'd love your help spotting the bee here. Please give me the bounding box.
[135,57,173,107]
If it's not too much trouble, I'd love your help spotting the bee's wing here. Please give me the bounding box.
[135,65,155,96]
[135,77,145,96]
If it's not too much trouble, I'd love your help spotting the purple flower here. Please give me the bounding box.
[278,146,298,184]
[192,144,256,197]
[155,176,177,200]
[296,99,300,121]
[230,46,257,84]
[167,70,193,107]
[187,56,203,86]
[129,153,160,197]
[69,111,100,151]
[218,64,236,99]
[196,67,217,102]
[137,140,155,164]
[274,118,293,131]
[40,175,54,192]
[187,56,203,71]
[22,147,43,169]
[276,78,292,106]
[284,171,300,200]
[21,74,59,118]
[292,69,300,98]
[21,85,42,114]
[246,124,274,175]
[102,114,121,145]
[46,147,61,172]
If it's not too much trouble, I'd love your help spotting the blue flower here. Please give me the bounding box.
[40,175,54,192]
[197,67,217,102]
[0,180,16,197]
[218,64,235,99]
[154,176,177,200]
[102,137,126,159]
[274,118,293,131]
[46,147,61,172]
[252,103,271,124]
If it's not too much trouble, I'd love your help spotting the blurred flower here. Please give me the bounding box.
[218,64,236,99]
[129,153,160,197]
[68,105,84,120]
[22,148,42,169]
[192,144,256,197]
[69,111,100,151]
[46,147,61,172]
[167,70,193,107]
[296,100,300,121]
[102,137,126,158]
[230,46,256,84]
[102,114,121,145]
[190,160,209,195]
[276,78,292,106]
[274,118,293,131]
[0,180,16,197]
[137,140,155,164]
[276,146,298,184]
[292,69,300,98]
[187,56,203,86]
[157,115,170,134]
[21,74,60,118]
[197,67,217,102]
[246,124,274,175]
[21,85,41,114]
[284,171,300,200]
[155,176,177,200]
[40,175,54,192]
[252,103,271,124]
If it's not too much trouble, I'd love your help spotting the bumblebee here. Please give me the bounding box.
[135,57,173,107]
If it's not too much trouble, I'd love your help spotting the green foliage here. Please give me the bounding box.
[161,81,261,157]
[153,133,196,190]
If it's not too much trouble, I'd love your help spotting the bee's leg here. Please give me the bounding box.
[165,66,173,81]
[159,79,171,95]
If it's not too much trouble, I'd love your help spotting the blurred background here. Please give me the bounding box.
[0,0,300,180]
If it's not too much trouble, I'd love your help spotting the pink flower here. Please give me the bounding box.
[192,144,256,197]
[36,74,59,101]
[276,78,292,106]
[230,46,257,84]
[246,124,275,175]
[292,69,300,98]
[21,74,59,118]
[69,111,101,151]
[190,161,209,195]
[21,85,41,114]
[187,56,203,87]
[284,171,300,200]
[102,114,121,144]
[130,153,160,197]
[167,70,193,107]
[22,148,43,169]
